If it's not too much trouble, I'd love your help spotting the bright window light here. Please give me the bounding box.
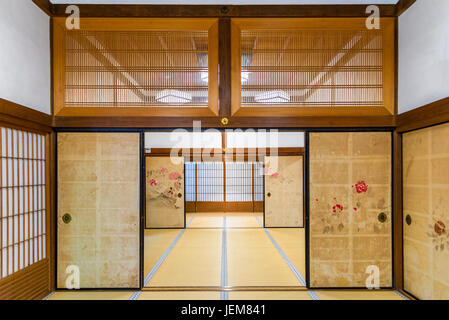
[155,89,192,104]
[254,90,290,103]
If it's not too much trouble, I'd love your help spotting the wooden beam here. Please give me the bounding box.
[0,98,52,133]
[396,97,449,133]
[32,0,54,16]
[393,131,403,291]
[53,115,396,128]
[51,4,398,18]
[395,0,416,16]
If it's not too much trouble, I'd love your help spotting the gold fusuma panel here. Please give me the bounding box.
[403,122,449,300]
[57,133,140,288]
[309,132,392,288]
[265,156,304,227]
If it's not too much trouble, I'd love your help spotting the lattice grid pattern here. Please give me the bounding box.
[65,30,209,107]
[241,29,383,107]
[1,128,47,279]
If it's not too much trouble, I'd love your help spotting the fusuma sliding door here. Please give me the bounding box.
[57,133,140,289]
[264,156,304,228]
[146,157,185,228]
[403,123,449,300]
[309,132,392,288]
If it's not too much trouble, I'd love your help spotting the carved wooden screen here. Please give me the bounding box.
[309,132,392,288]
[231,18,395,117]
[53,18,219,117]
[403,123,449,300]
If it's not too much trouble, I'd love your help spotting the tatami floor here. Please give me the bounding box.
[45,212,409,300]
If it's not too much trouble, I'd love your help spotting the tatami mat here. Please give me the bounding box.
[187,213,223,228]
[144,229,182,277]
[227,229,301,287]
[47,291,134,300]
[228,291,312,300]
[138,291,220,300]
[146,229,222,287]
[267,228,306,281]
[315,290,406,300]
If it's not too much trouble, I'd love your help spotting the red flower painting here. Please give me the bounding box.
[354,181,368,194]
[332,204,344,213]
[150,179,158,186]
[169,172,181,180]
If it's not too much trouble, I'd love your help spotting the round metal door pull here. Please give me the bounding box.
[378,212,387,223]
[406,214,412,226]
[62,213,72,224]
[267,192,271,197]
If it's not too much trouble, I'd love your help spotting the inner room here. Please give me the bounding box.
[143,131,306,290]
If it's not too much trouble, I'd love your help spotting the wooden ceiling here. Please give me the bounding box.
[33,0,416,17]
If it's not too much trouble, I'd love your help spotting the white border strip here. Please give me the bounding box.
[255,217,307,286]
[144,217,194,286]
[394,290,410,300]
[42,291,55,300]
[220,217,229,300]
[129,291,142,300]
[307,290,320,300]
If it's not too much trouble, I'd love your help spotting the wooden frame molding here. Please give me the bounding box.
[0,98,52,133]
[52,17,219,117]
[396,96,449,133]
[395,0,416,16]
[49,4,400,18]
[32,0,54,16]
[230,18,396,118]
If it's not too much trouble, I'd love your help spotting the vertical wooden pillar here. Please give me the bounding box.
[393,131,403,290]
[218,18,231,118]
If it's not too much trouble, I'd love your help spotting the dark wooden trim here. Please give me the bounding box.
[0,98,52,133]
[396,96,449,133]
[32,0,54,16]
[218,19,231,118]
[51,4,398,18]
[195,201,225,212]
[225,202,253,212]
[395,0,416,16]
[393,131,403,291]
[54,115,396,128]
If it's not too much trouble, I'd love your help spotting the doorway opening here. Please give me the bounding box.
[143,130,306,291]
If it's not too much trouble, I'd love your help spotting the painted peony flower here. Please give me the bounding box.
[150,179,158,186]
[169,172,181,180]
[354,181,368,194]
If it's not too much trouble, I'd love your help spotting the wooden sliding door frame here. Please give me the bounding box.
[54,128,144,290]
[305,128,395,290]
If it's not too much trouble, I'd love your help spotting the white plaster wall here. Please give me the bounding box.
[399,0,449,113]
[0,0,51,114]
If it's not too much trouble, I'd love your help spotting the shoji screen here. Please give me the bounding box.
[309,132,392,288]
[185,162,196,202]
[197,162,224,202]
[53,18,219,117]
[231,18,395,117]
[1,128,47,280]
[403,123,449,300]
[57,133,140,288]
[146,157,185,228]
[225,162,253,202]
